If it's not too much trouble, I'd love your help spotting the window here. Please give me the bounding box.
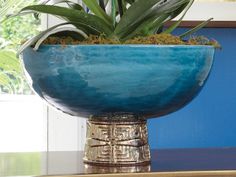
[0,0,46,152]
[0,0,86,153]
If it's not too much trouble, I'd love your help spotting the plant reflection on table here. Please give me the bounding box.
[0,153,41,176]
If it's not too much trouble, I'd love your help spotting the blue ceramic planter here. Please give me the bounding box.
[22,45,215,118]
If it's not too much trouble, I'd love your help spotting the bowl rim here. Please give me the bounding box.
[38,44,215,48]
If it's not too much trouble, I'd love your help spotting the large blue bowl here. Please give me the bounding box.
[22,45,215,118]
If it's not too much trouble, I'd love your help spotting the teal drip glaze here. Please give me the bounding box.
[22,45,215,118]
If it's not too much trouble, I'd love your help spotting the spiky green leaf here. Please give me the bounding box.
[33,27,88,50]
[58,1,84,11]
[20,5,113,35]
[115,0,190,38]
[111,0,117,27]
[17,22,89,55]
[98,0,106,11]
[121,13,170,41]
[179,18,213,38]
[115,0,163,36]
[82,0,112,25]
[117,0,124,17]
[163,0,194,34]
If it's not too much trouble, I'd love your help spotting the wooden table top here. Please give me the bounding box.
[1,148,236,177]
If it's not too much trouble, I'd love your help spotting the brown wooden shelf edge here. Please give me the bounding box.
[45,170,236,177]
[165,21,236,28]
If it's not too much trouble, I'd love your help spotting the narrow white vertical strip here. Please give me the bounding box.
[40,14,48,30]
[47,107,80,151]
[77,118,87,151]
[40,11,49,176]
[41,0,87,152]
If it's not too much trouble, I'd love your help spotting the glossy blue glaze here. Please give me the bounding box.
[22,45,215,118]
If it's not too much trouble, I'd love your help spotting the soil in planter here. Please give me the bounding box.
[42,33,220,48]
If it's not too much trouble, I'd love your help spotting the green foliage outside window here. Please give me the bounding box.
[0,0,40,94]
[0,50,28,94]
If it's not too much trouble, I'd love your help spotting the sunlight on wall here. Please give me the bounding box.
[0,95,46,152]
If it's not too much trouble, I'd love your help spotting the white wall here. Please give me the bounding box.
[182,2,236,21]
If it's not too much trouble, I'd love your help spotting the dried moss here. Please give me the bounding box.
[42,34,220,48]
[187,36,221,48]
[43,36,81,45]
[80,35,121,44]
[124,34,185,45]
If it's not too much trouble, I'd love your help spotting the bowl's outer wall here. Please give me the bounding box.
[22,45,215,118]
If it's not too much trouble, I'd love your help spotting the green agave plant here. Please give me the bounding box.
[11,0,213,54]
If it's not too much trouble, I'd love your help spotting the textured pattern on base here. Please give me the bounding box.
[83,114,151,166]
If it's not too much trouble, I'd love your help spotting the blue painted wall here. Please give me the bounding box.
[148,28,236,149]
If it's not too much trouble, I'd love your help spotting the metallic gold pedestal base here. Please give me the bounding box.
[84,164,151,173]
[83,113,151,166]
